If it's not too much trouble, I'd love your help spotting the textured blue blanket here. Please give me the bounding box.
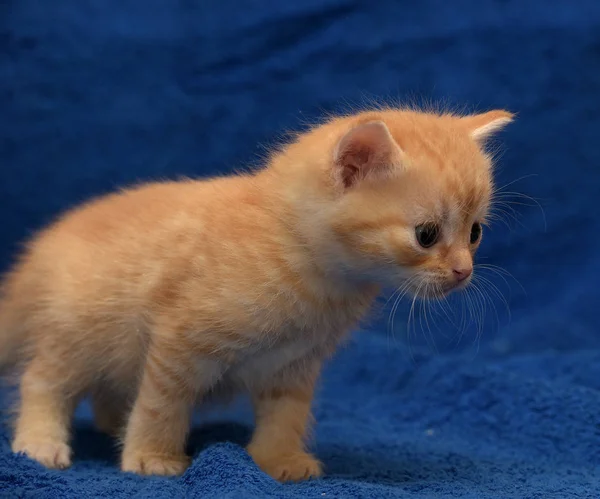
[2,1,600,497]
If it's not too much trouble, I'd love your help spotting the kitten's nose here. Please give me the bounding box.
[453,267,472,282]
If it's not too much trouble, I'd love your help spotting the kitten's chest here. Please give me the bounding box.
[203,285,377,392]
[249,285,376,342]
[227,336,322,389]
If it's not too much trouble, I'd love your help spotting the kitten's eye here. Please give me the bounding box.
[470,222,482,244]
[415,222,440,248]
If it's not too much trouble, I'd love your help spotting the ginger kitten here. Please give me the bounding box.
[0,107,513,481]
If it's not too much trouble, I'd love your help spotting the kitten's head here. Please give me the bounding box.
[295,109,513,298]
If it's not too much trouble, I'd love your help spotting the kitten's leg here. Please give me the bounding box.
[121,342,222,476]
[12,358,81,469]
[247,381,323,482]
[92,387,130,437]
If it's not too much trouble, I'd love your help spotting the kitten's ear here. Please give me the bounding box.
[461,110,514,144]
[333,121,403,189]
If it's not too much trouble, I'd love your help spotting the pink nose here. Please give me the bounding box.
[453,267,472,282]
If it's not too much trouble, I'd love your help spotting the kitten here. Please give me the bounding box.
[0,107,512,481]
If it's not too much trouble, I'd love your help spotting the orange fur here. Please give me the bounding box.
[0,107,512,480]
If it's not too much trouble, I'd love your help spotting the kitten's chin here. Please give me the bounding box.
[419,288,450,300]
[408,280,470,300]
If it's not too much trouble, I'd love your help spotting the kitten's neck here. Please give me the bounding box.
[254,168,381,303]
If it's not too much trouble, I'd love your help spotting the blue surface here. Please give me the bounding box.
[1,1,600,497]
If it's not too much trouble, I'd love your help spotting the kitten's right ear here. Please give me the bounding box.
[461,110,515,144]
[333,121,403,189]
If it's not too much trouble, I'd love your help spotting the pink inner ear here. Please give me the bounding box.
[342,164,360,188]
[339,146,371,188]
[334,121,399,189]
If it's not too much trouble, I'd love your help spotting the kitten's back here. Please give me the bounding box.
[0,175,263,372]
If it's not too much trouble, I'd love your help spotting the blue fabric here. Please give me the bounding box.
[1,0,600,497]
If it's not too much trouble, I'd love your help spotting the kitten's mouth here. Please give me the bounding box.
[442,279,471,295]
[413,280,469,300]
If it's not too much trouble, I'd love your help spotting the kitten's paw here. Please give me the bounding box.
[121,452,190,476]
[251,450,323,482]
[12,439,72,469]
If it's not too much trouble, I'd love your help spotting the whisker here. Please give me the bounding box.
[419,282,439,354]
[468,281,487,356]
[387,276,418,349]
[472,276,501,333]
[474,274,511,324]
[456,287,475,347]
[475,264,526,295]
[487,206,522,231]
[429,281,459,339]
[494,173,539,192]
[437,287,460,331]
[490,181,547,231]
[491,202,529,229]
[469,283,484,341]
[407,285,420,363]
[458,288,468,338]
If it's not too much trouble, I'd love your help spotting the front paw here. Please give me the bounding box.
[249,449,323,482]
[121,451,190,476]
[12,438,72,470]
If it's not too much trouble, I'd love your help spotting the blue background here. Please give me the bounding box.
[1,1,600,497]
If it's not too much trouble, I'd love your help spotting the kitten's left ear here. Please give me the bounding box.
[333,120,403,189]
[461,110,515,144]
